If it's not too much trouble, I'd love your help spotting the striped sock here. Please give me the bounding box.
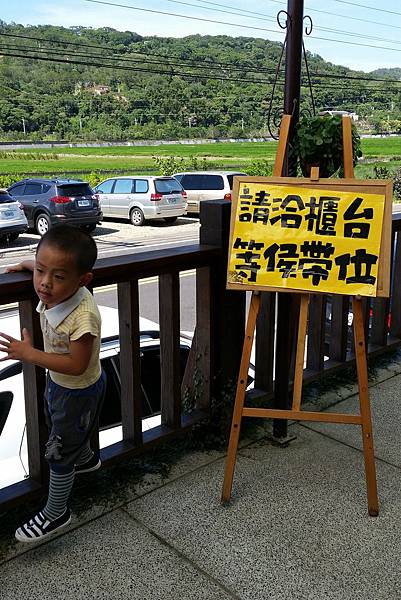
[75,445,94,466]
[43,468,75,521]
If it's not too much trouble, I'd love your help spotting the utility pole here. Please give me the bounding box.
[273,0,304,439]
[22,117,26,136]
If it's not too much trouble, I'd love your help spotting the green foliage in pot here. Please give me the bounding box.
[293,114,362,177]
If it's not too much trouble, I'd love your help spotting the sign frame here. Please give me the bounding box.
[227,175,393,298]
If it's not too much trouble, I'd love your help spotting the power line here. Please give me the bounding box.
[163,0,277,23]
[4,38,401,91]
[0,42,281,79]
[267,0,401,31]
[82,0,285,36]
[310,32,401,54]
[4,31,401,88]
[329,0,401,17]
[81,0,401,56]
[3,45,401,97]
[166,0,401,46]
[0,31,284,74]
[0,49,282,85]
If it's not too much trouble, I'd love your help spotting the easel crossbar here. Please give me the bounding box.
[242,408,362,425]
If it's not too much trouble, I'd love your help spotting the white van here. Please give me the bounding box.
[173,171,247,214]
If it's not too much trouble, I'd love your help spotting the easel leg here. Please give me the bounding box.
[353,296,379,516]
[292,294,309,412]
[221,292,261,503]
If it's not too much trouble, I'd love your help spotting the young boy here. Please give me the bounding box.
[0,225,106,543]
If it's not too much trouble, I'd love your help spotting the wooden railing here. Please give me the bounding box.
[1,202,401,511]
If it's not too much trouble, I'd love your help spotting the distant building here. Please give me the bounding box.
[74,83,111,96]
[91,85,110,96]
[319,109,359,122]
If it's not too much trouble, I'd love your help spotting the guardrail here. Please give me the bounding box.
[1,202,401,512]
[0,199,248,510]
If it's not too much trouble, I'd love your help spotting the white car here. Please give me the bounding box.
[95,176,187,226]
[0,188,28,243]
[173,171,247,214]
[0,306,192,489]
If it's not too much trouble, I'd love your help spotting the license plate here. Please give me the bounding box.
[78,199,90,207]
[2,210,15,219]
[168,197,178,204]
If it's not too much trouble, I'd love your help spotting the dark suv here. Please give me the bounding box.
[8,178,102,235]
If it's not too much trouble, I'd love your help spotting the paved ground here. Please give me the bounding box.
[1,353,401,599]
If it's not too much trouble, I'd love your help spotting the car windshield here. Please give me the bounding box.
[155,179,183,195]
[0,193,16,204]
[57,184,93,196]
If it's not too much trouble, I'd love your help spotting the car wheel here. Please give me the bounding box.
[164,216,178,224]
[35,213,51,236]
[130,208,145,226]
[83,224,97,233]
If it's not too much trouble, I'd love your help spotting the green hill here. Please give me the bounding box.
[370,68,401,80]
[0,21,400,141]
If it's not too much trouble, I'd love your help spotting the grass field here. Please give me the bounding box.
[1,137,401,181]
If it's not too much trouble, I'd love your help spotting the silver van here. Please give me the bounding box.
[173,171,247,214]
[95,176,187,226]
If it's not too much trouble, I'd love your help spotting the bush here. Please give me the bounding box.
[246,159,272,177]
[0,174,25,188]
[87,171,104,188]
[372,165,401,201]
[153,155,211,176]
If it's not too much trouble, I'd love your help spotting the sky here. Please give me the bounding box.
[2,0,401,73]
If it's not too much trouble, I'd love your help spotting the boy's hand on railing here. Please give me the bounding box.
[6,260,35,273]
[0,328,34,362]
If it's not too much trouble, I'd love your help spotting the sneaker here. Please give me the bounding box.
[15,509,71,543]
[75,454,101,474]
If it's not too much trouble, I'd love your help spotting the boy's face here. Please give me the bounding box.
[34,242,92,309]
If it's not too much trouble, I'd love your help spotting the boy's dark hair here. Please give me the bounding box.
[37,225,98,273]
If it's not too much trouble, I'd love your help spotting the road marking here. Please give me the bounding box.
[96,236,199,256]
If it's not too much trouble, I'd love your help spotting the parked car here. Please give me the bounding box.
[8,178,103,236]
[0,307,192,489]
[173,171,247,214]
[0,189,28,243]
[94,176,187,226]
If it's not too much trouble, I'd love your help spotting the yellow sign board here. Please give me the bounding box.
[227,177,392,297]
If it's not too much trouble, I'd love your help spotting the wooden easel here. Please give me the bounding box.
[221,115,379,516]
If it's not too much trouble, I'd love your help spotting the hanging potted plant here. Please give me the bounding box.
[293,114,362,178]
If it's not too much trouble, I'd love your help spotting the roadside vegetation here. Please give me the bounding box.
[1,137,401,190]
